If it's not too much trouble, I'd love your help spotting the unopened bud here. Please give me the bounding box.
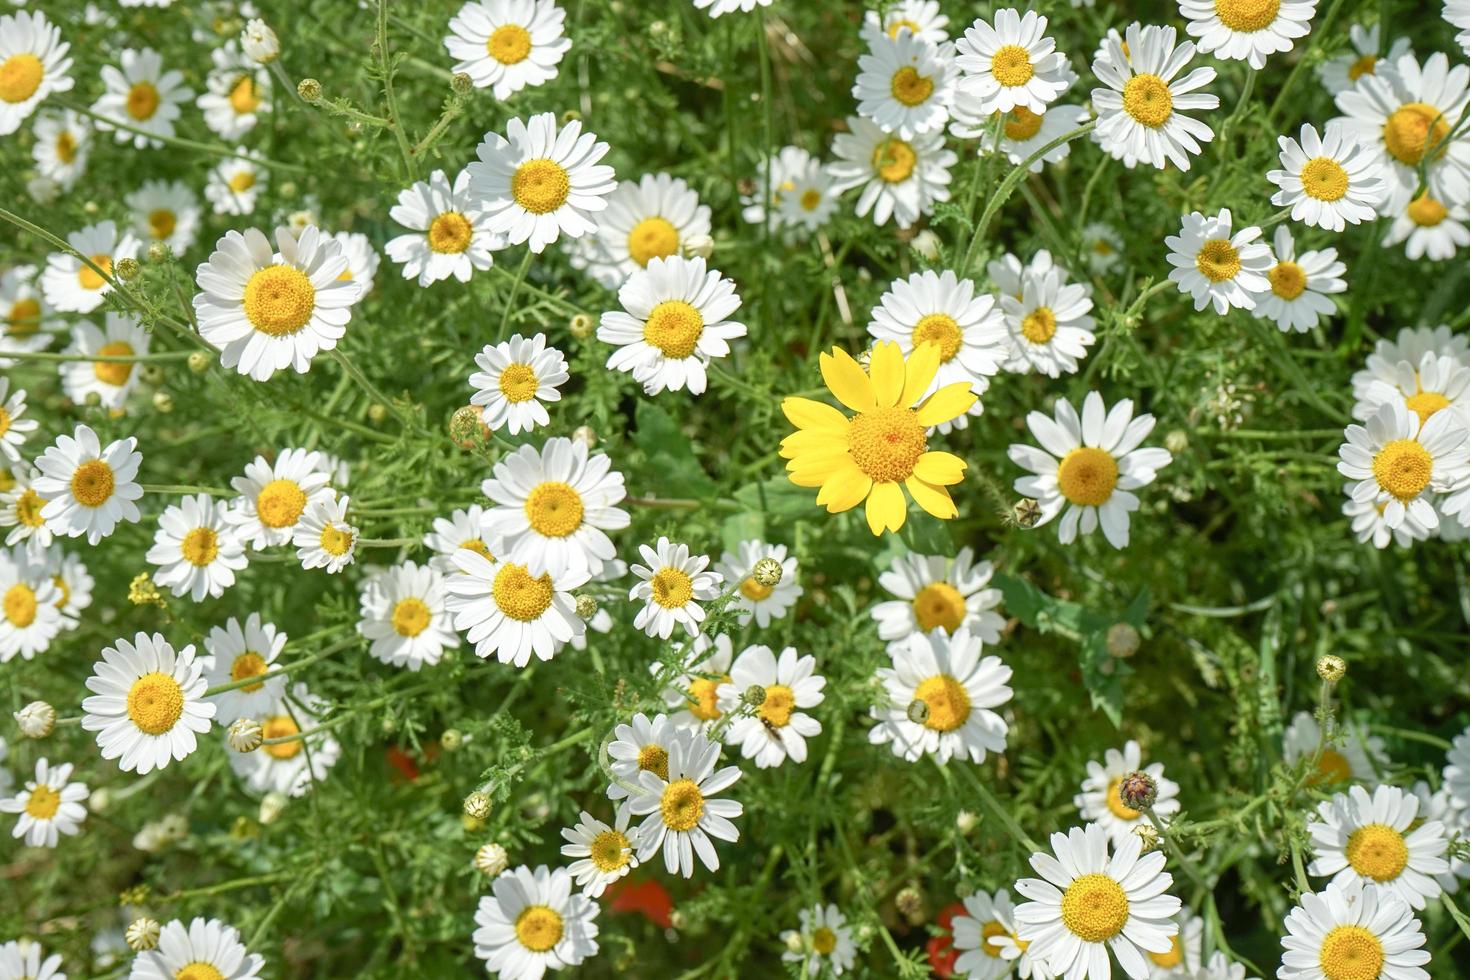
[451,72,473,96]
[474,841,508,876]
[15,700,55,738]
[955,809,979,833]
[258,791,288,825]
[569,312,596,339]
[784,930,805,953]
[441,728,464,752]
[1316,654,1346,683]
[1013,498,1042,528]
[367,403,388,423]
[1106,623,1140,659]
[449,404,490,448]
[910,229,941,263]
[906,699,930,725]
[1164,430,1189,455]
[241,18,280,64]
[227,717,263,752]
[668,909,687,930]
[575,594,598,620]
[152,390,174,413]
[115,257,140,282]
[751,556,783,588]
[464,790,492,821]
[560,109,582,124]
[297,78,322,102]
[681,233,714,260]
[742,684,766,706]
[125,917,161,952]
[187,351,211,374]
[1118,771,1157,811]
[894,885,924,922]
[147,241,169,263]
[1132,822,1160,853]
[572,425,596,449]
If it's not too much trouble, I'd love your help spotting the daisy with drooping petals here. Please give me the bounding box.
[1073,739,1182,847]
[598,255,746,396]
[33,424,144,545]
[828,115,957,229]
[780,341,976,535]
[204,154,267,216]
[125,179,202,254]
[872,546,1005,645]
[582,173,713,289]
[1283,710,1388,786]
[628,728,743,877]
[423,505,498,573]
[657,633,734,733]
[1344,494,1433,550]
[40,220,141,314]
[359,561,457,671]
[1,266,53,366]
[229,684,341,796]
[1317,24,1411,95]
[1001,265,1096,377]
[467,111,616,254]
[202,614,288,725]
[714,539,802,628]
[1446,725,1470,812]
[1009,392,1173,549]
[861,1,950,46]
[0,465,52,554]
[854,30,958,139]
[331,231,381,299]
[954,9,1070,115]
[0,941,65,980]
[1356,327,1470,398]
[869,626,1011,764]
[629,537,722,640]
[694,0,773,15]
[225,448,336,549]
[781,904,859,977]
[606,712,680,801]
[1251,226,1347,334]
[446,0,571,100]
[0,378,38,463]
[445,549,587,666]
[1278,877,1429,980]
[1091,24,1219,171]
[1383,192,1470,261]
[1,757,87,848]
[715,644,825,768]
[1165,209,1273,314]
[951,888,1029,980]
[742,146,839,237]
[45,548,92,632]
[1307,783,1449,910]
[31,110,90,189]
[90,48,191,148]
[386,169,500,286]
[1338,401,1469,537]
[293,493,357,573]
[81,632,215,774]
[1268,122,1389,232]
[196,41,270,141]
[128,917,265,980]
[1014,823,1182,980]
[1081,224,1126,275]
[472,864,599,979]
[470,333,569,434]
[146,494,248,601]
[481,437,629,578]
[0,11,73,136]
[192,225,359,381]
[59,312,151,411]
[1180,0,1318,69]
[0,543,61,662]
[560,807,641,898]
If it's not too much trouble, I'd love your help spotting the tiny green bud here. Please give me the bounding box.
[114,257,140,282]
[451,72,473,96]
[441,728,464,752]
[187,351,211,374]
[1013,498,1042,528]
[368,403,388,424]
[1317,654,1346,683]
[147,241,169,263]
[575,594,598,620]
[906,699,930,725]
[751,556,783,588]
[742,684,766,706]
[1118,771,1157,811]
[297,78,322,102]
[1106,623,1140,659]
[449,405,489,448]
[464,790,492,821]
[569,313,596,339]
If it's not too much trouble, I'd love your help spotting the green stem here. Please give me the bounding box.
[328,348,414,430]
[377,0,418,180]
[60,101,308,173]
[140,484,231,496]
[497,249,534,340]
[4,350,195,364]
[203,636,356,698]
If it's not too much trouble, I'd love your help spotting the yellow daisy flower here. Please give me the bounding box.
[779,340,975,535]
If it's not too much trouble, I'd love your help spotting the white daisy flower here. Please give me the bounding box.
[472,865,599,979]
[606,711,680,801]
[1251,226,1346,334]
[470,332,569,434]
[466,111,617,254]
[1165,208,1273,314]
[480,437,630,578]
[145,493,248,602]
[871,545,1004,645]
[868,626,1011,763]
[741,146,838,237]
[1383,192,1470,261]
[225,448,336,549]
[81,632,216,774]
[954,9,1070,115]
[694,0,773,16]
[0,11,73,136]
[1353,350,1470,428]
[1338,400,1469,535]
[1,757,87,848]
[1010,392,1172,549]
[1268,122,1389,232]
[33,424,144,545]
[854,30,958,139]
[195,41,270,141]
[1357,326,1470,397]
[202,613,288,725]
[40,220,142,314]
[629,536,723,640]
[1344,494,1432,550]
[0,378,38,463]
[125,179,202,254]
[1452,1,1470,56]
[0,941,65,980]
[293,493,357,573]
[1195,950,1256,980]
[444,549,587,666]
[714,539,802,628]
[1145,908,1203,978]
[656,633,734,733]
[1444,725,1470,815]
[204,154,267,216]
[598,255,747,396]
[1179,0,1318,69]
[1081,223,1126,275]
[1308,784,1450,910]
[0,464,52,554]
[715,644,825,768]
[581,172,713,289]
[386,168,500,286]
[827,115,957,229]
[1073,739,1183,847]
[31,109,90,189]
[1282,710,1388,787]
[1278,878,1429,980]
[423,504,498,573]
[42,547,92,630]
[1014,823,1182,980]
[627,728,743,877]
[1091,24,1219,171]
[1,265,53,366]
[129,917,265,980]
[331,231,381,299]
[228,683,341,797]
[954,99,1092,173]
[90,48,191,148]
[59,312,151,411]
[358,560,457,671]
[987,248,1072,302]
[951,888,1029,980]
[0,543,61,662]
[1001,264,1096,377]
[559,806,641,898]
[1317,24,1411,95]
[445,0,571,100]
[780,904,859,977]
[861,1,950,47]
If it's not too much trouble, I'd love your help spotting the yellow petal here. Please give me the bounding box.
[900,342,942,408]
[865,480,907,535]
[869,340,905,408]
[916,381,978,427]
[820,348,877,414]
[816,461,871,513]
[912,451,967,486]
[780,430,847,457]
[906,477,957,520]
[782,396,850,434]
[786,450,851,486]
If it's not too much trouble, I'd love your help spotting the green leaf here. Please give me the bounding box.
[720,511,766,553]
[632,401,717,497]
[733,474,818,519]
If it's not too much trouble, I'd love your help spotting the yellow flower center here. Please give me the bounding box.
[56,130,78,163]
[627,216,680,267]
[1057,447,1119,506]
[16,489,45,528]
[1214,0,1281,31]
[1105,776,1143,820]
[740,576,774,601]
[1060,874,1130,943]
[1348,54,1378,81]
[50,575,70,607]
[0,407,11,438]
[228,74,260,114]
[1371,439,1432,502]
[660,778,705,831]
[460,538,494,560]
[262,714,302,759]
[1405,389,1451,425]
[650,567,694,609]
[93,340,136,386]
[175,963,227,980]
[911,313,963,362]
[637,742,670,780]
[1002,106,1045,141]
[488,23,533,65]
[230,652,269,692]
[1407,194,1448,227]
[228,170,256,193]
[643,300,705,359]
[1148,935,1184,968]
[1312,748,1352,784]
[800,188,822,211]
[1318,925,1384,980]
[1345,823,1409,882]
[391,597,431,637]
[243,265,317,337]
[759,684,797,728]
[70,459,116,508]
[180,527,219,566]
[78,254,112,291]
[890,66,935,107]
[1300,157,1350,202]
[813,926,838,955]
[7,297,41,336]
[686,676,727,721]
[912,674,971,732]
[0,53,44,104]
[497,362,539,403]
[1269,261,1307,300]
[1195,239,1241,283]
[491,563,555,621]
[991,45,1034,87]
[523,481,584,537]
[515,905,564,953]
[871,138,917,183]
[147,208,177,241]
[1383,102,1451,166]
[511,158,571,215]
[25,783,61,819]
[127,81,161,121]
[980,921,1008,958]
[847,406,927,483]
[319,523,355,557]
[589,829,631,872]
[256,478,307,528]
[1020,307,1057,344]
[1122,74,1173,128]
[912,581,966,633]
[3,583,37,627]
[887,19,922,39]
[127,672,185,736]
[428,211,473,254]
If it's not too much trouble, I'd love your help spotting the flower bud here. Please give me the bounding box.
[560,109,582,124]
[297,78,322,102]
[667,909,687,930]
[906,699,930,725]
[681,234,714,260]
[152,390,174,413]
[742,684,766,706]
[241,19,280,63]
[441,728,464,752]
[1106,623,1140,659]
[147,241,169,263]
[1316,654,1346,683]
[475,842,508,876]
[15,701,55,738]
[751,556,783,588]
[955,809,978,834]
[1013,498,1042,528]
[464,790,492,821]
[569,312,596,339]
[89,788,112,812]
[188,351,211,374]
[258,791,288,825]
[227,717,263,752]
[368,403,388,423]
[575,594,598,620]
[139,362,164,384]
[126,917,161,952]
[27,176,60,204]
[910,229,941,262]
[114,257,140,282]
[449,404,490,448]
[894,885,924,922]
[572,425,596,449]
[1118,771,1157,812]
[1164,429,1189,455]
[451,72,473,96]
[784,930,805,953]
[1132,822,1160,853]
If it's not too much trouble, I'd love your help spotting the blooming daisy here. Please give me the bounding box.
[1,265,53,366]
[1081,223,1126,275]
[1337,400,1469,536]
[1014,823,1182,980]
[125,179,202,254]
[629,537,722,640]
[1146,908,1203,978]
[1317,24,1411,95]
[469,333,569,434]
[1343,494,1433,550]
[0,465,52,553]
[40,220,141,314]
[627,728,743,877]
[954,9,1070,115]
[1073,739,1183,847]
[714,539,802,627]
[1001,264,1097,377]
[597,255,747,396]
[90,48,191,148]
[780,341,976,534]
[694,0,773,15]
[145,493,248,602]
[445,548,587,666]
[1356,326,1470,398]
[952,888,1028,980]
[656,632,734,732]
[204,154,267,216]
[202,614,288,725]
[869,626,1011,764]
[480,437,629,578]
[196,41,270,141]
[1278,878,1429,980]
[1179,0,1318,69]
[954,99,1092,173]
[1251,226,1346,334]
[854,29,958,139]
[559,807,641,898]
[81,632,215,774]
[466,111,616,254]
[31,109,90,189]
[228,684,341,796]
[1307,783,1450,910]
[1091,24,1219,171]
[1,757,87,848]
[827,115,957,228]
[423,504,498,573]
[128,917,265,980]
[358,560,457,671]
[293,493,357,573]
[860,1,950,47]
[0,11,73,136]
[386,168,500,286]
[0,941,64,980]
[472,865,599,979]
[0,544,61,662]
[225,448,335,549]
[606,711,681,801]
[582,172,713,289]
[871,546,1005,645]
[1382,192,1470,261]
[1267,122,1389,232]
[445,0,571,100]
[0,378,38,463]
[42,547,92,630]
[58,312,151,411]
[194,225,360,380]
[1352,350,1470,429]
[331,231,381,299]
[33,424,144,545]
[987,248,1072,302]
[780,904,859,977]
[1282,710,1388,786]
[715,644,825,768]
[741,145,838,237]
[1165,209,1273,314]
[1009,392,1173,549]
